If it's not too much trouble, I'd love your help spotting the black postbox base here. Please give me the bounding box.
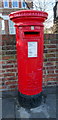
[18,91,42,109]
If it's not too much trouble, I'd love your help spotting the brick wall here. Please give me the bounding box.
[0,34,57,92]
[43,34,57,86]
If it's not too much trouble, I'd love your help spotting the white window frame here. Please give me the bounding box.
[2,20,5,30]
[3,0,9,8]
[12,0,19,8]
[9,20,15,34]
[2,20,5,34]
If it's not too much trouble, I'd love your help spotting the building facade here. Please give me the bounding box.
[0,0,33,35]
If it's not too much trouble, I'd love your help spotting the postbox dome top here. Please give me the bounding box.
[9,10,48,26]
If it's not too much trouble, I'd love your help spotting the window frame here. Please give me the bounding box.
[12,0,19,8]
[2,20,5,34]
[3,0,9,8]
[2,20,5,30]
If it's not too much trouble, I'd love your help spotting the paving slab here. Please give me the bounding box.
[0,98,2,120]
[46,94,56,118]
[15,104,50,118]
[2,98,15,118]
[2,93,56,119]
[15,94,56,119]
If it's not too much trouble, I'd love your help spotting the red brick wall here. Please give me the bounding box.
[0,34,57,91]
[43,34,57,86]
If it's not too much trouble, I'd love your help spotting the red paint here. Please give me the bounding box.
[9,10,48,95]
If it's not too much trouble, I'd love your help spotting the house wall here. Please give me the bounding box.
[0,34,57,92]
[1,0,33,35]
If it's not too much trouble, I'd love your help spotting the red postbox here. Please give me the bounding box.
[9,10,48,108]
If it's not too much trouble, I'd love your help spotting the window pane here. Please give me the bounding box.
[22,1,26,8]
[4,0,8,8]
[12,0,18,7]
[2,20,5,30]
[23,2,25,7]
[9,20,15,34]
[2,20,5,34]
[10,28,15,34]
[10,20,13,26]
[5,1,8,7]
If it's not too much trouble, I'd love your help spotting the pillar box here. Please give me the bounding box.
[9,10,48,108]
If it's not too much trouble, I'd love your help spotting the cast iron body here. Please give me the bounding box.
[9,10,48,108]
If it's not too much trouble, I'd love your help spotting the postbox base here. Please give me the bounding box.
[18,91,42,109]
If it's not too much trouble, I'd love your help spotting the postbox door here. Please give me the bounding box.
[16,27,44,95]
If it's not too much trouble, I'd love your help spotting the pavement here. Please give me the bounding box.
[1,87,57,120]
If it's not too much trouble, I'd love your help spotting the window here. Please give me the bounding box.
[3,0,9,8]
[2,20,5,30]
[9,20,15,34]
[2,20,5,34]
[12,0,18,8]
[22,1,26,8]
[21,0,26,8]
